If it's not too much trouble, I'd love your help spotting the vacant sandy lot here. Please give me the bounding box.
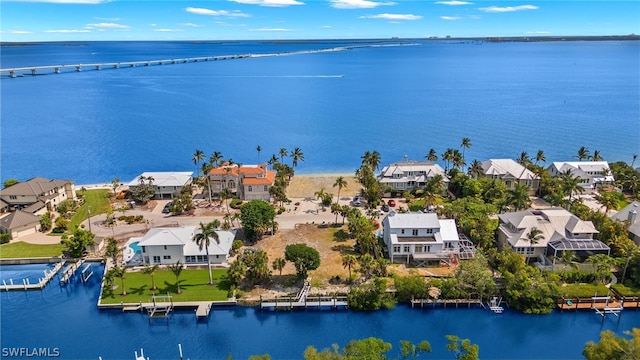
[286,174,362,199]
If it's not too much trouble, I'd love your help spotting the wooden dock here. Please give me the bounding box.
[1,261,64,291]
[260,295,348,311]
[60,259,84,284]
[410,298,485,309]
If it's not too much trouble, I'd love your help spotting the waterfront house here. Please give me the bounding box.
[547,161,614,193]
[378,160,448,193]
[480,159,540,195]
[0,177,76,214]
[382,210,475,266]
[497,208,610,264]
[611,201,640,245]
[208,164,275,201]
[127,172,193,200]
[0,210,42,240]
[132,226,234,266]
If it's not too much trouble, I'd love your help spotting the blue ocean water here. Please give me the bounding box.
[1,40,639,185]
[0,263,56,284]
[0,263,638,360]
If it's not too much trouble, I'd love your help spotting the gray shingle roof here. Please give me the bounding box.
[0,210,41,231]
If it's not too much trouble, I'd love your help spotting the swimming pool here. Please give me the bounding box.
[128,241,141,254]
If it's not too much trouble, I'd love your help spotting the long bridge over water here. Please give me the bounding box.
[0,46,354,78]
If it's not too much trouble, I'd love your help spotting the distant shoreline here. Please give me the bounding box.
[2,34,639,46]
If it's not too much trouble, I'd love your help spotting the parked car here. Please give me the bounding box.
[388,199,396,207]
[162,202,173,213]
[381,204,390,212]
[351,200,362,207]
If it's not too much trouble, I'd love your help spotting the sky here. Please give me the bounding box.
[1,0,639,42]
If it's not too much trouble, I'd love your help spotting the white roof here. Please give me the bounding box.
[439,219,460,241]
[385,211,440,229]
[137,226,234,257]
[378,161,448,181]
[549,161,614,182]
[481,159,538,180]
[127,172,193,187]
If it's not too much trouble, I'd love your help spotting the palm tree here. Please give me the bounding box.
[586,254,614,284]
[361,150,382,170]
[577,146,590,161]
[426,148,438,162]
[619,242,639,284]
[358,254,375,279]
[193,149,205,176]
[333,176,348,204]
[559,169,584,204]
[142,264,159,291]
[290,147,304,168]
[632,154,638,167]
[460,137,471,170]
[508,184,531,211]
[209,151,223,168]
[517,151,531,167]
[522,227,544,264]
[342,254,357,280]
[256,145,262,163]
[594,192,618,215]
[268,154,278,170]
[112,266,127,295]
[279,148,288,163]
[591,150,603,161]
[168,261,184,294]
[193,221,220,285]
[467,160,483,179]
[535,150,546,165]
[451,149,465,170]
[272,257,286,276]
[111,178,120,195]
[442,148,454,171]
[557,250,578,275]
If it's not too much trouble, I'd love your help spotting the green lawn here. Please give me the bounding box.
[558,283,610,298]
[611,283,640,297]
[69,189,111,230]
[0,241,64,258]
[101,268,231,304]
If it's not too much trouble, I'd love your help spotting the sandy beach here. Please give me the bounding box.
[285,173,362,199]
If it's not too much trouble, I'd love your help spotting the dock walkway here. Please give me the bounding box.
[260,295,348,310]
[1,261,64,291]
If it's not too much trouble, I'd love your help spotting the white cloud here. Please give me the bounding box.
[359,13,422,20]
[330,0,395,9]
[435,1,472,5]
[44,29,91,33]
[440,15,462,20]
[229,0,303,7]
[180,23,201,27]
[479,4,538,13]
[85,22,129,29]
[249,27,291,31]
[9,30,32,34]
[150,23,157,27]
[8,0,109,3]
[322,25,333,28]
[186,7,251,17]
[154,29,185,32]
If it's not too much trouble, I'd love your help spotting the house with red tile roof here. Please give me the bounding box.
[208,164,275,201]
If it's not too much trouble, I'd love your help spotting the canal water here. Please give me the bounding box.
[1,263,638,360]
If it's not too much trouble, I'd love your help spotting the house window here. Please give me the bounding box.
[264,185,268,191]
[248,186,253,192]
[9,196,16,200]
[403,245,410,253]
[185,256,196,263]
[426,229,433,234]
[427,245,431,252]
[163,255,171,260]
[401,229,405,234]
[164,245,167,250]
[153,256,161,263]
[415,245,423,253]
[412,229,418,236]
[142,246,146,253]
[393,245,400,253]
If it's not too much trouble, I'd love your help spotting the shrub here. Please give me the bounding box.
[230,240,243,255]
[277,206,286,214]
[0,233,10,244]
[560,270,598,284]
[230,198,243,209]
[611,283,640,297]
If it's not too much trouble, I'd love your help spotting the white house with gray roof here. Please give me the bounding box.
[127,172,193,200]
[382,210,475,266]
[497,208,609,264]
[480,159,539,195]
[131,226,234,266]
[547,161,614,193]
[611,201,640,245]
[378,160,448,193]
